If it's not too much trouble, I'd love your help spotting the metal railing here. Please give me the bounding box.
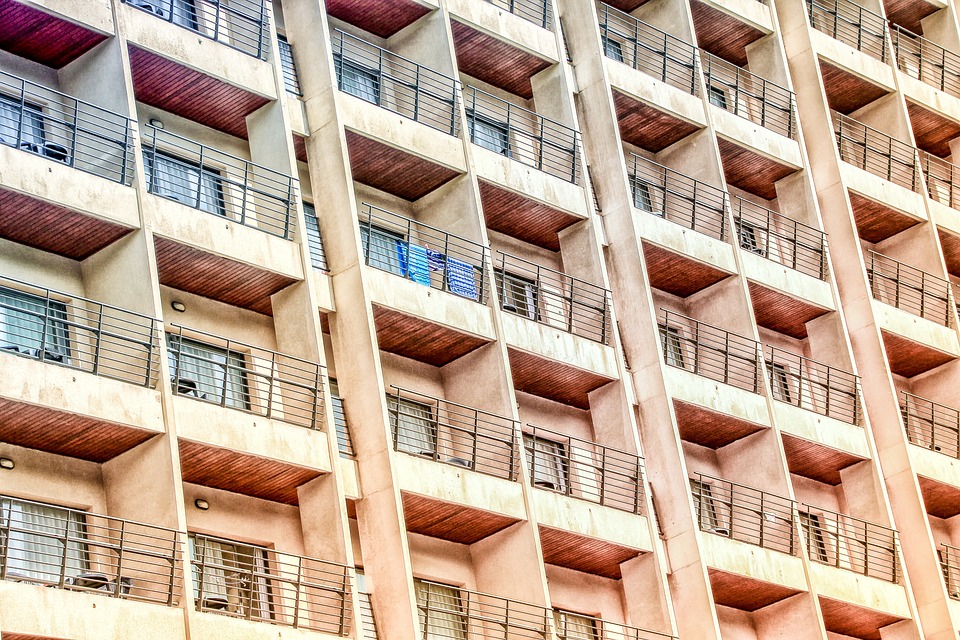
[701,52,796,139]
[658,310,761,393]
[806,0,886,61]
[800,505,899,582]
[485,0,552,29]
[142,125,298,239]
[359,203,489,303]
[359,589,378,639]
[278,35,303,96]
[525,425,645,514]
[123,0,269,59]
[190,533,351,634]
[832,112,919,191]
[167,325,326,429]
[865,250,952,325]
[0,276,160,388]
[891,25,960,98]
[555,613,677,640]
[941,543,960,599]
[303,203,329,272]
[0,496,180,605]
[628,153,727,241]
[332,30,460,136]
[464,86,581,184]
[691,474,797,555]
[765,347,861,424]
[415,580,549,640]
[0,70,134,184]
[920,150,960,210]
[495,252,611,344]
[900,392,960,459]
[596,2,699,95]
[332,393,356,458]
[733,198,827,279]
[389,386,518,480]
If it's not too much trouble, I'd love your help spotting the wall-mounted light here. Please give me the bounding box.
[0,457,14,470]
[194,498,209,511]
[171,301,187,313]
[149,118,164,129]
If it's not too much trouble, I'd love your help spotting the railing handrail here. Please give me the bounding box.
[890,24,960,97]
[806,0,887,61]
[733,196,827,279]
[695,472,796,507]
[190,532,353,571]
[168,324,320,370]
[416,578,550,618]
[484,0,552,29]
[865,249,952,325]
[831,111,919,191]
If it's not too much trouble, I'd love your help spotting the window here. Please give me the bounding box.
[554,610,598,640]
[708,85,728,109]
[0,498,88,584]
[736,219,765,256]
[799,512,829,562]
[523,433,567,491]
[415,580,466,640]
[0,286,70,361]
[659,325,685,368]
[337,57,380,104]
[767,362,792,403]
[329,379,352,456]
[130,0,199,29]
[496,271,538,320]
[602,36,624,63]
[0,94,44,149]
[143,149,226,216]
[467,112,510,156]
[632,177,665,216]
[360,224,405,276]
[390,396,438,456]
[303,202,327,271]
[167,334,249,409]
[189,534,272,619]
[690,478,727,534]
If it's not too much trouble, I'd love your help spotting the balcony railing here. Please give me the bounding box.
[525,425,646,514]
[658,310,761,393]
[0,70,134,184]
[596,2,699,95]
[691,474,797,555]
[359,203,489,303]
[142,125,298,239]
[891,25,960,98]
[495,252,611,344]
[0,495,180,605]
[865,250,952,326]
[940,543,960,599]
[733,197,827,279]
[122,0,269,59]
[0,276,160,388]
[167,325,326,429]
[832,112,919,192]
[484,0,552,29]
[701,53,796,139]
[332,393,356,458]
[190,533,352,634]
[359,588,378,639]
[628,153,727,241]
[332,30,460,136]
[464,85,581,184]
[900,392,960,459]
[415,580,549,640]
[800,505,899,582]
[765,347,861,424]
[806,0,886,61]
[919,150,960,210]
[389,386,518,480]
[278,35,302,96]
[555,613,677,640]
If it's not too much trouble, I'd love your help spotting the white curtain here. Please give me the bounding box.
[554,610,597,640]
[524,435,566,491]
[392,397,437,456]
[0,287,69,356]
[167,335,247,408]
[1,499,87,583]
[0,96,43,147]
[415,581,466,640]
[144,150,224,215]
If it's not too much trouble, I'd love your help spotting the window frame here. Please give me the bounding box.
[0,285,71,362]
[166,333,251,410]
[414,579,468,640]
[523,433,568,492]
[142,147,227,216]
[497,271,539,321]
[188,533,275,619]
[466,110,511,157]
[659,325,685,369]
[335,55,382,105]
[389,395,439,457]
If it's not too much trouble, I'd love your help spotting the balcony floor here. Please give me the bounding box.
[325,0,431,37]
[401,491,520,544]
[508,348,614,410]
[479,180,581,251]
[881,329,955,378]
[451,20,550,99]
[716,137,796,200]
[820,60,890,115]
[850,192,922,243]
[690,0,765,66]
[918,475,960,519]
[346,131,460,201]
[907,101,960,159]
[748,281,831,339]
[374,305,489,366]
[644,242,733,298]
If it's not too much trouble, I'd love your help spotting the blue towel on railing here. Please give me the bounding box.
[398,243,432,286]
[427,249,446,272]
[447,257,478,300]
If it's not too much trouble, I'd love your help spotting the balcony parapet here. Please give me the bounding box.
[734,197,827,279]
[701,52,796,139]
[806,0,887,62]
[765,347,861,425]
[865,250,952,326]
[832,112,920,193]
[800,504,900,583]
[901,392,960,459]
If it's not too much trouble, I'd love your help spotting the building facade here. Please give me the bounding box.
[0,0,958,639]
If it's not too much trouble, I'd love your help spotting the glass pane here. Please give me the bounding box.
[167,335,248,409]
[1,499,87,583]
[0,287,70,359]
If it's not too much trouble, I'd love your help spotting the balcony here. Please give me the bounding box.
[701,53,796,140]
[892,25,960,99]
[190,532,351,634]
[483,0,552,29]
[415,580,548,640]
[464,86,581,184]
[806,0,887,62]
[800,505,900,583]
[692,474,796,553]
[866,251,951,325]
[122,0,269,59]
[0,495,179,605]
[940,543,960,599]
[734,198,826,279]
[833,112,921,193]
[277,35,302,97]
[765,347,861,424]
[552,613,676,640]
[921,150,960,210]
[900,392,960,458]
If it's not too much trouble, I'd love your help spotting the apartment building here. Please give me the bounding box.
[0,0,959,639]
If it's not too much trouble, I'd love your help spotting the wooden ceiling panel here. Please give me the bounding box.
[325,0,432,38]
[0,187,134,260]
[613,91,700,152]
[346,131,460,201]
[819,61,889,114]
[918,475,960,519]
[938,228,960,278]
[154,236,296,315]
[881,329,955,378]
[708,568,803,611]
[849,192,920,242]
[907,101,960,158]
[0,396,156,463]
[179,439,321,505]
[451,21,551,99]
[818,596,905,640]
[293,134,308,163]
[479,180,580,251]
[128,46,269,139]
[539,525,642,579]
[748,282,831,339]
[674,400,766,448]
[508,347,614,410]
[603,0,651,10]
[643,242,732,298]
[717,137,796,200]
[373,305,488,366]
[782,433,866,485]
[0,0,107,68]
[690,1,765,66]
[884,2,939,35]
[402,492,519,544]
